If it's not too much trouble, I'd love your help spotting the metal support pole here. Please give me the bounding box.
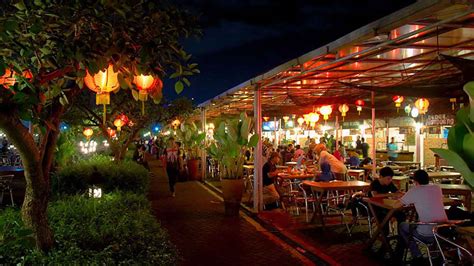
[273,116,277,148]
[253,87,263,212]
[335,115,339,151]
[371,91,377,178]
[201,108,207,181]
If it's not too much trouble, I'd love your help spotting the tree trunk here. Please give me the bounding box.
[21,165,54,251]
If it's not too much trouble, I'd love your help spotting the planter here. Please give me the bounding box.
[187,159,201,181]
[221,178,244,217]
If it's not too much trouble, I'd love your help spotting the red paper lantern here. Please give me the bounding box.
[114,114,129,131]
[133,74,163,115]
[392,95,404,112]
[355,99,365,115]
[107,127,116,138]
[0,69,33,88]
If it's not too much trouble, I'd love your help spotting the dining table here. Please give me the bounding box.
[302,180,370,226]
[439,183,472,211]
[362,165,405,171]
[277,172,314,180]
[347,169,366,181]
[428,171,462,183]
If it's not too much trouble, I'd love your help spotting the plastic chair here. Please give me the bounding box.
[294,182,317,222]
[0,174,14,206]
[348,196,373,238]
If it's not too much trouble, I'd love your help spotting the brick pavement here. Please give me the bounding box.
[148,164,309,266]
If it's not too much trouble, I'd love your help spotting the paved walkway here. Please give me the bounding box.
[148,164,308,266]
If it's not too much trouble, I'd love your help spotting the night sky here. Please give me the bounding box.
[165,0,416,104]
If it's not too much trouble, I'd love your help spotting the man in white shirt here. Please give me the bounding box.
[315,144,347,179]
[396,170,448,262]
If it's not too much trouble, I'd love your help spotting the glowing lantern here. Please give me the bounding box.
[411,107,419,118]
[338,104,349,121]
[0,69,33,88]
[404,105,412,116]
[107,127,116,138]
[114,114,129,132]
[84,64,120,123]
[392,95,404,112]
[319,105,332,121]
[414,98,429,115]
[133,74,163,115]
[171,119,181,129]
[303,114,310,124]
[308,112,319,127]
[355,99,365,115]
[263,116,270,122]
[297,117,305,127]
[282,116,290,122]
[449,98,457,110]
[83,127,93,140]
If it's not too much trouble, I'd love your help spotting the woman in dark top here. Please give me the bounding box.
[262,152,281,208]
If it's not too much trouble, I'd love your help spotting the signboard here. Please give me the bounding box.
[425,114,455,126]
[342,121,360,129]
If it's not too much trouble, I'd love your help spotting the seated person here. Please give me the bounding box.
[367,167,404,236]
[293,145,305,160]
[315,144,347,180]
[262,152,281,209]
[348,151,361,168]
[316,162,334,182]
[395,170,448,263]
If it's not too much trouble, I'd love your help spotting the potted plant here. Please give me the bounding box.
[177,122,206,181]
[432,81,474,188]
[207,113,259,216]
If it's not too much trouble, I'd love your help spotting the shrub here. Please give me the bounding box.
[0,193,178,265]
[52,155,149,196]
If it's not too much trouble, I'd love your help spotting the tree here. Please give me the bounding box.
[0,0,198,251]
[66,90,195,161]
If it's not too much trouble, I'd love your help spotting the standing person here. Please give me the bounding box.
[355,136,362,150]
[395,170,448,264]
[361,137,369,158]
[165,137,180,197]
[315,144,347,180]
[387,137,398,162]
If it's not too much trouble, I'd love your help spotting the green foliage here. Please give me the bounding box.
[52,155,149,196]
[176,121,205,159]
[207,112,259,179]
[0,193,178,265]
[432,81,474,188]
[54,130,78,169]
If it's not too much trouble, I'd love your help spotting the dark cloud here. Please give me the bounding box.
[166,0,416,103]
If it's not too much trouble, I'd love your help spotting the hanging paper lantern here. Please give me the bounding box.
[113,114,129,132]
[449,98,457,110]
[83,127,94,140]
[411,107,419,118]
[171,119,181,129]
[263,116,270,122]
[297,117,305,127]
[392,95,404,112]
[404,105,412,116]
[414,98,429,114]
[133,74,163,115]
[282,116,290,122]
[308,112,320,127]
[355,99,365,115]
[319,105,332,121]
[338,104,349,121]
[84,64,120,123]
[107,127,116,138]
[303,114,310,124]
[0,69,33,88]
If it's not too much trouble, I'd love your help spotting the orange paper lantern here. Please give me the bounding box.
[84,64,120,123]
[83,127,94,140]
[415,98,429,114]
[113,114,129,131]
[133,74,163,115]
[338,104,349,121]
[107,127,116,138]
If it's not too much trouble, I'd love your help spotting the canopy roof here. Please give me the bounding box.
[198,0,474,120]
